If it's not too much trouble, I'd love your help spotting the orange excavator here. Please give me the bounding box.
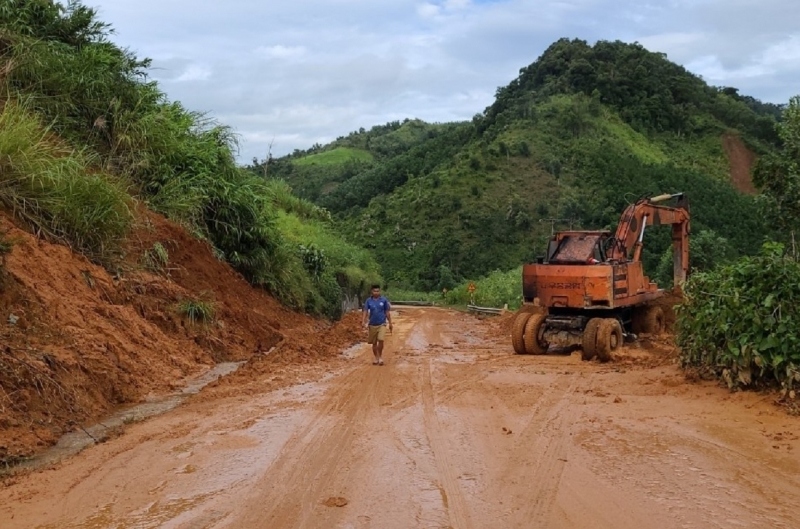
[511,193,689,361]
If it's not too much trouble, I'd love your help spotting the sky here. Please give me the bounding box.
[90,0,800,162]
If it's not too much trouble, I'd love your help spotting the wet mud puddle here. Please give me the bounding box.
[5,362,244,474]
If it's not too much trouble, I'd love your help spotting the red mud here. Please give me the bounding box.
[722,133,757,195]
[0,211,316,463]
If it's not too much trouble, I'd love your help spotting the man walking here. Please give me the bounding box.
[362,284,393,365]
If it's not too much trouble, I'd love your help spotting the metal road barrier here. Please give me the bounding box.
[467,304,505,315]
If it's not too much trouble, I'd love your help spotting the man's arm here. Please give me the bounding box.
[386,302,393,331]
[362,302,369,328]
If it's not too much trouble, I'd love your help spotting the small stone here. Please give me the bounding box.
[7,314,18,325]
[613,396,623,403]
[323,496,348,508]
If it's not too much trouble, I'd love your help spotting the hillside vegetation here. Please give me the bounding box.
[0,0,379,317]
[260,39,782,291]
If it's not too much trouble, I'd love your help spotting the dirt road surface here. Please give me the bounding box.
[3,307,800,529]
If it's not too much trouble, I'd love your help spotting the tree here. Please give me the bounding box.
[754,96,800,235]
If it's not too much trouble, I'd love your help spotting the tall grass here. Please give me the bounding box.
[0,101,132,258]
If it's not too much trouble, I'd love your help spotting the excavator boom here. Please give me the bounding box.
[609,193,690,285]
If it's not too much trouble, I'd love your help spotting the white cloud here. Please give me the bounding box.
[173,64,212,83]
[417,3,441,18]
[255,45,307,60]
[91,0,798,162]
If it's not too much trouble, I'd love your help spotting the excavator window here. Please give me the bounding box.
[548,233,608,264]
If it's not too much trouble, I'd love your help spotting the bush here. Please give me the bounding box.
[0,101,132,259]
[448,267,522,309]
[677,243,800,390]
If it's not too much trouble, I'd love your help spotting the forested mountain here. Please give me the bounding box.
[254,39,784,290]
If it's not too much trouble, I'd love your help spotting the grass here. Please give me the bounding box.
[142,242,169,272]
[293,147,373,167]
[0,101,132,259]
[177,298,216,324]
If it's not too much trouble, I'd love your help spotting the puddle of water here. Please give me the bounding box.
[341,343,365,359]
[6,362,244,474]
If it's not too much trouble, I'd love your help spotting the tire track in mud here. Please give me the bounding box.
[217,316,420,529]
[421,357,476,529]
[497,374,582,526]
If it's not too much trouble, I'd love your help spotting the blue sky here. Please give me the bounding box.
[90,0,800,161]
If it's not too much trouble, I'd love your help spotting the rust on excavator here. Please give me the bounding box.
[512,193,690,360]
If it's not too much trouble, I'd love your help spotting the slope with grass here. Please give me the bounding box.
[0,1,380,315]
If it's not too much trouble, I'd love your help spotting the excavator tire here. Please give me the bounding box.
[596,319,623,362]
[581,318,602,361]
[523,313,549,355]
[511,312,533,354]
[643,306,665,334]
[630,306,647,334]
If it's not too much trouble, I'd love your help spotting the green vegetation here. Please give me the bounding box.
[273,207,381,318]
[0,100,132,259]
[0,1,380,318]
[754,96,800,235]
[256,39,780,292]
[446,268,523,309]
[292,147,373,167]
[178,298,216,324]
[675,99,800,390]
[677,243,800,390]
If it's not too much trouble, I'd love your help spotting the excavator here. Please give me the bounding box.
[511,193,690,361]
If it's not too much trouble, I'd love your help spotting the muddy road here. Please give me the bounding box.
[3,307,800,529]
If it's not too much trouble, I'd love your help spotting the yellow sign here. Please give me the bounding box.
[468,282,476,293]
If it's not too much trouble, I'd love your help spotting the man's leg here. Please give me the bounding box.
[372,342,380,364]
[376,339,384,364]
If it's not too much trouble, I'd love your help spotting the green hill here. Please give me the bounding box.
[257,39,783,290]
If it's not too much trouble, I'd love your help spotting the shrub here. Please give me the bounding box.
[677,243,800,390]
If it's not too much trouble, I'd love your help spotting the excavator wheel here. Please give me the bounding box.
[643,306,665,334]
[523,313,549,355]
[630,307,646,334]
[511,312,533,354]
[632,305,666,334]
[581,318,602,361]
[596,319,623,362]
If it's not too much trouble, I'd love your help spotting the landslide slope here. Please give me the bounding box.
[0,210,311,463]
[0,3,373,463]
[263,39,783,289]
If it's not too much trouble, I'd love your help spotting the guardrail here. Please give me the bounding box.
[467,304,505,315]
[391,301,436,307]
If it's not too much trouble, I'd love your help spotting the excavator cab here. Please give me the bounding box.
[545,232,610,265]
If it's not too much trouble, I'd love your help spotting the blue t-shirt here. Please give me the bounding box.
[364,296,391,326]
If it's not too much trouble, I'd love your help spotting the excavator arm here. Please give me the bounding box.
[608,193,690,285]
